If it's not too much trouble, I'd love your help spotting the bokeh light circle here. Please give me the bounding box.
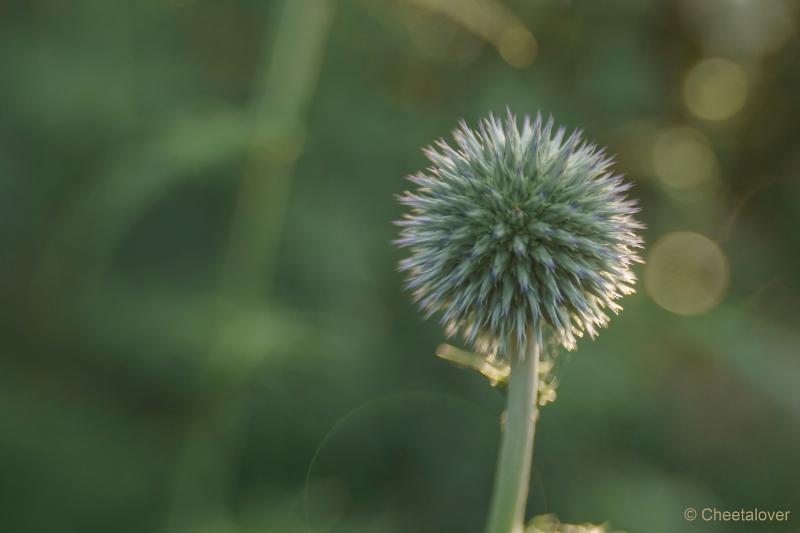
[645,232,729,315]
[683,58,748,121]
[652,127,717,190]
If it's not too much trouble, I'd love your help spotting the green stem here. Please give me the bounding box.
[485,335,540,533]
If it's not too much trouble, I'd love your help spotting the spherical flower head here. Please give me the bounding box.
[396,111,643,360]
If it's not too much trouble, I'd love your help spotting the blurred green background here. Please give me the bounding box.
[2,0,800,532]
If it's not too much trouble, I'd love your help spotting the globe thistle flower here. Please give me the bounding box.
[396,111,643,360]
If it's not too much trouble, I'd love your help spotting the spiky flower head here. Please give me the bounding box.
[396,111,643,360]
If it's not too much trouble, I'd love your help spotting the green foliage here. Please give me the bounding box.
[1,1,799,533]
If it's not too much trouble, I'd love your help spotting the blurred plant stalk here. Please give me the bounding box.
[223,0,335,300]
[166,0,335,531]
[404,0,537,68]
